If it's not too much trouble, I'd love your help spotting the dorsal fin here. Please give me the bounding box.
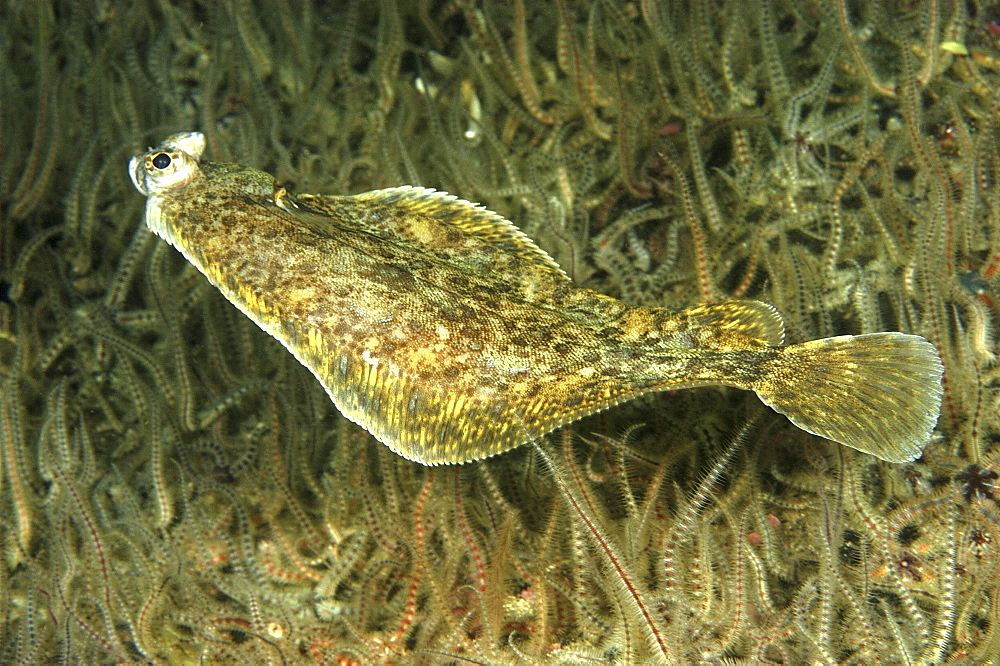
[359,186,568,272]
[291,186,571,290]
[684,300,785,346]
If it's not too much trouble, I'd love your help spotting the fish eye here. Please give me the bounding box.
[151,153,171,170]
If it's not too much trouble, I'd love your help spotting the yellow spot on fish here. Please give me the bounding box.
[129,132,945,465]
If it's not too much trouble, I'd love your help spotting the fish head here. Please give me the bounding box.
[129,131,206,197]
[129,131,279,250]
[129,131,210,246]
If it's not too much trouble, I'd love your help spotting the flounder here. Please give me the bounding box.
[129,132,943,465]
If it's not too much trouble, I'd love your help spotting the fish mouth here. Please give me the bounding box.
[128,154,149,195]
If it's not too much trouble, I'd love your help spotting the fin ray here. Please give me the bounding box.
[356,186,568,274]
[685,300,785,346]
[294,186,571,284]
[754,333,943,462]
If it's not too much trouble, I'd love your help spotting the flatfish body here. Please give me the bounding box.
[129,132,943,465]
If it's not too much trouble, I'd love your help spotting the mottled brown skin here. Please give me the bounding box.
[130,133,944,465]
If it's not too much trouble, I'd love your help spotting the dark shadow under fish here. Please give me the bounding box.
[129,132,943,465]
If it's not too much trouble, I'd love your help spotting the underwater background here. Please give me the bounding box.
[2,0,999,661]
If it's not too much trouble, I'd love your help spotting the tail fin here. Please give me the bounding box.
[753,333,943,462]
